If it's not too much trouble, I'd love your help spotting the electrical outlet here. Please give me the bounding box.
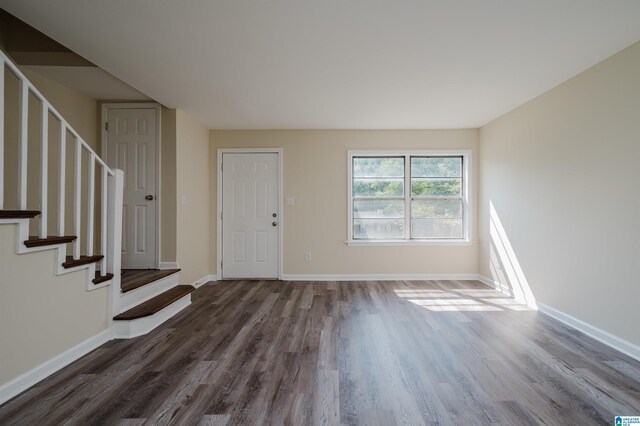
[304,252,311,261]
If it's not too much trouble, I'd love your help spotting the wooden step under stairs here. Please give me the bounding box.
[112,268,194,338]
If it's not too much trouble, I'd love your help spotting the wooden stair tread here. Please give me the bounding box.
[121,269,181,293]
[62,255,104,269]
[113,285,195,321]
[93,273,114,285]
[0,210,40,219]
[24,235,77,248]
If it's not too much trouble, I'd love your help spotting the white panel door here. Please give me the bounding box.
[222,153,279,278]
[106,107,158,269]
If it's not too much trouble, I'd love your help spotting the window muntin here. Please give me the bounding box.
[350,154,467,242]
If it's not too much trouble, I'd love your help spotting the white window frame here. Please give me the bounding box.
[347,150,472,246]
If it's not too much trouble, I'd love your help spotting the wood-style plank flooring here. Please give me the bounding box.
[1,280,639,425]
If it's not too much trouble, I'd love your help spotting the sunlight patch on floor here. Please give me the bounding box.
[394,287,536,312]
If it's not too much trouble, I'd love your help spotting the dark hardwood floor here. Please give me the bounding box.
[1,280,639,425]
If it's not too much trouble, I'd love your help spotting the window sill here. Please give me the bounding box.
[346,239,475,247]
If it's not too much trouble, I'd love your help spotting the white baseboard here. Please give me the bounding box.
[0,329,111,405]
[279,273,480,282]
[159,262,180,270]
[538,303,640,362]
[191,275,217,288]
[477,275,512,295]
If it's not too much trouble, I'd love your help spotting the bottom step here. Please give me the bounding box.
[112,285,195,339]
[114,285,195,320]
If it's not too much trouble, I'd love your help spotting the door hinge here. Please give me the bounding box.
[220,212,223,220]
[220,162,223,171]
[105,122,109,131]
[220,261,223,269]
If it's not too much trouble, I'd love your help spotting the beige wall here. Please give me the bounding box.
[160,107,177,263]
[22,68,98,147]
[211,129,478,276]
[0,224,109,384]
[176,110,212,283]
[478,41,640,345]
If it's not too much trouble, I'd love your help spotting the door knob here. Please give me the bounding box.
[145,195,154,201]
[272,221,278,227]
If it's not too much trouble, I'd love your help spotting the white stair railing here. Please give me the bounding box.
[0,49,122,284]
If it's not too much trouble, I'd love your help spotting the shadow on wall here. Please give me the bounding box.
[488,201,537,309]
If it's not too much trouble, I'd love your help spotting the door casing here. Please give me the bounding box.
[101,103,161,269]
[217,148,283,280]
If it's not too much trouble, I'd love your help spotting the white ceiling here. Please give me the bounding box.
[25,66,150,101]
[2,1,640,129]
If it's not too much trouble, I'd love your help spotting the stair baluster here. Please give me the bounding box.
[39,98,48,239]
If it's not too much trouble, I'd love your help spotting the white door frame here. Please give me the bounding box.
[217,148,283,280]
[101,103,162,269]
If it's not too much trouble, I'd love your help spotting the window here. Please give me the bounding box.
[348,151,470,244]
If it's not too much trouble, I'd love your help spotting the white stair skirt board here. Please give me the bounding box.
[119,271,181,312]
[1,221,104,292]
[112,294,192,339]
[538,303,640,362]
[0,329,111,405]
[279,274,480,281]
[159,262,180,270]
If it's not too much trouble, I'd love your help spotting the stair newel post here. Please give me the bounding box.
[0,58,4,210]
[101,166,108,278]
[58,123,66,236]
[107,169,124,317]
[39,100,49,239]
[17,80,28,210]
[73,136,82,260]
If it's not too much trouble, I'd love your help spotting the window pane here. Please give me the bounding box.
[353,179,403,197]
[353,219,404,239]
[411,157,461,177]
[411,178,461,197]
[353,157,404,177]
[411,219,463,238]
[412,199,462,219]
[354,200,404,218]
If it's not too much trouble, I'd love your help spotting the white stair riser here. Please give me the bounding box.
[119,272,181,312]
[112,294,191,339]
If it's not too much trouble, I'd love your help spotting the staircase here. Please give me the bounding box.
[0,49,193,340]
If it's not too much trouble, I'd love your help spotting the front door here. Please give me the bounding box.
[105,107,158,269]
[222,152,279,278]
